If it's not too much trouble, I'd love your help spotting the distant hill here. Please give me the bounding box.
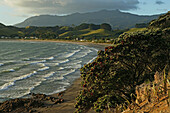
[0,23,19,36]
[15,10,160,29]
[0,23,5,27]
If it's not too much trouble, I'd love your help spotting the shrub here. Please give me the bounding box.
[75,28,169,112]
[100,23,112,31]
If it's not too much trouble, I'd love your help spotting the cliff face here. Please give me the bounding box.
[123,71,170,113]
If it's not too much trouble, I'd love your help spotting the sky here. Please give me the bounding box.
[0,0,169,25]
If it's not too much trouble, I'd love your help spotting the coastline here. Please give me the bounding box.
[0,39,112,47]
[0,39,110,113]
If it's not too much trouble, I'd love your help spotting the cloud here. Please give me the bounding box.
[155,0,164,5]
[3,0,139,15]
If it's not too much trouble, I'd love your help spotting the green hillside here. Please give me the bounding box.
[75,11,170,113]
[0,24,19,36]
[80,29,113,37]
[59,29,90,37]
[59,29,115,37]
[125,28,147,33]
[0,23,5,27]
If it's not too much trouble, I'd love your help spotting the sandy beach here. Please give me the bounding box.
[0,39,111,113]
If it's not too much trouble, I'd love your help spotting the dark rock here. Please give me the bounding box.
[32,93,47,100]
[0,98,43,112]
[54,98,64,104]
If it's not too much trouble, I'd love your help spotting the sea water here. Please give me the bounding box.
[0,41,99,102]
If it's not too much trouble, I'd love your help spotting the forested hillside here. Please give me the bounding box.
[75,11,170,113]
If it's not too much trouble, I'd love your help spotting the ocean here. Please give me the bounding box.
[0,41,99,102]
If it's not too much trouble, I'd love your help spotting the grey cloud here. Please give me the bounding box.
[155,1,164,5]
[4,0,139,15]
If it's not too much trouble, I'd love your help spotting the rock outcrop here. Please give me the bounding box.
[0,92,65,113]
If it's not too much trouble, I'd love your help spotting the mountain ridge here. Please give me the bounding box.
[15,10,160,29]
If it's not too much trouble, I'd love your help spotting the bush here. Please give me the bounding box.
[75,28,169,112]
[100,23,112,31]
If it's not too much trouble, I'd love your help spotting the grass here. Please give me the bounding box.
[80,29,113,37]
[120,66,170,113]
[59,29,90,37]
[59,28,114,38]
[0,27,18,36]
[125,28,147,33]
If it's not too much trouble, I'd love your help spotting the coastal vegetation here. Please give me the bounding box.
[75,11,170,112]
[0,22,128,43]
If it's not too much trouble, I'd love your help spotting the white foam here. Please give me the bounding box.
[0,71,37,90]
[47,56,54,60]
[56,76,64,80]
[38,67,49,71]
[2,69,15,73]
[91,48,98,52]
[65,60,82,65]
[0,82,15,90]
[74,49,92,59]
[75,61,82,64]
[30,60,46,65]
[65,49,80,58]
[52,70,76,81]
[44,72,56,79]
[12,71,37,81]
[47,87,66,95]
[87,56,97,64]
[59,59,69,64]
[23,58,30,61]
[38,63,46,67]
[63,69,76,76]
[28,80,43,92]
[80,53,88,58]
[11,80,43,99]
[33,56,54,60]
[55,63,59,66]
[65,64,81,69]
[59,67,64,70]
[9,69,15,72]
[0,50,20,56]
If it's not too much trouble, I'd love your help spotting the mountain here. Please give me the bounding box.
[15,10,160,29]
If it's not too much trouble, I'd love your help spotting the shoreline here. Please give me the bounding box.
[0,39,110,113]
[0,39,112,47]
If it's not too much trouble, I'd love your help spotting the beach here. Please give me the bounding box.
[0,39,111,113]
[18,39,112,50]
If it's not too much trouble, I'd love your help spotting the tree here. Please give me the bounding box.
[135,23,148,28]
[75,27,169,112]
[75,23,89,30]
[89,24,100,30]
[100,23,112,31]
